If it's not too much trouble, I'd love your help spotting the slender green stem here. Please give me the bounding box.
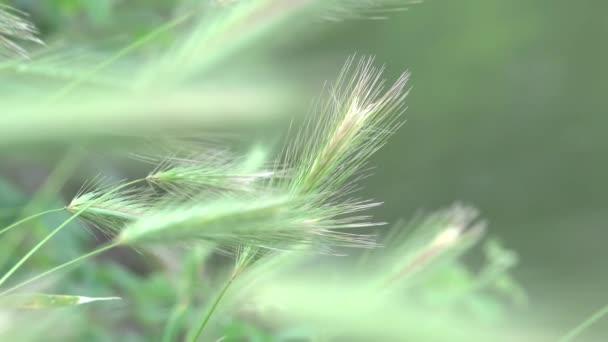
[0,146,84,270]
[558,304,608,342]
[24,146,85,213]
[188,274,236,342]
[0,242,119,296]
[162,302,188,342]
[0,179,143,287]
[46,14,191,103]
[26,146,86,244]
[0,208,64,236]
[163,246,208,342]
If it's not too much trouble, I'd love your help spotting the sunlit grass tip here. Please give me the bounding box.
[65,179,152,237]
[116,193,380,254]
[145,148,279,196]
[284,55,410,199]
[0,5,43,58]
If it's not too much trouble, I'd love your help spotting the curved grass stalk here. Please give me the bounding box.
[141,0,417,86]
[0,208,64,237]
[187,271,236,342]
[0,179,144,288]
[162,302,189,342]
[0,242,119,296]
[0,146,84,270]
[558,304,608,342]
[162,246,210,342]
[190,243,322,340]
[184,246,258,341]
[0,43,134,94]
[138,0,316,86]
[46,13,191,103]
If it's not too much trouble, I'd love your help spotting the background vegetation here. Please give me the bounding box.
[0,0,606,341]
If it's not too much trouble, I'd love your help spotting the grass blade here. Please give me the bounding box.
[0,180,142,288]
[558,304,608,342]
[0,5,43,58]
[2,293,120,309]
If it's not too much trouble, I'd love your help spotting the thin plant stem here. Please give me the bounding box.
[0,241,120,296]
[188,274,236,342]
[46,14,191,103]
[162,301,189,342]
[0,208,64,236]
[0,146,84,270]
[24,146,85,213]
[25,148,85,242]
[162,247,208,342]
[558,304,608,342]
[0,179,144,287]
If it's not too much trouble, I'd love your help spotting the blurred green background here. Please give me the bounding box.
[2,0,607,340]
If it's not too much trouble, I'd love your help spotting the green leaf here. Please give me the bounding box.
[2,293,121,309]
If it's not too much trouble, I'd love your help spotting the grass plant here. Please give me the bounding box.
[0,2,542,341]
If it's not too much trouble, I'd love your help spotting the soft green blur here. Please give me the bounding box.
[1,0,606,340]
[343,1,608,338]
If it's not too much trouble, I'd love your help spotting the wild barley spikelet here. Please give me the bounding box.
[146,149,276,196]
[381,204,486,285]
[117,195,379,253]
[66,185,152,236]
[118,57,409,256]
[285,56,409,198]
[228,56,411,256]
[0,5,43,58]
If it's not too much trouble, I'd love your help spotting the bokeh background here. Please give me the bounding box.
[1,0,606,340]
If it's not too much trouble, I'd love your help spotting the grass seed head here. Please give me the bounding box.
[286,56,409,199]
[66,185,153,237]
[146,149,277,196]
[378,204,486,286]
[117,194,378,253]
[0,6,43,58]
